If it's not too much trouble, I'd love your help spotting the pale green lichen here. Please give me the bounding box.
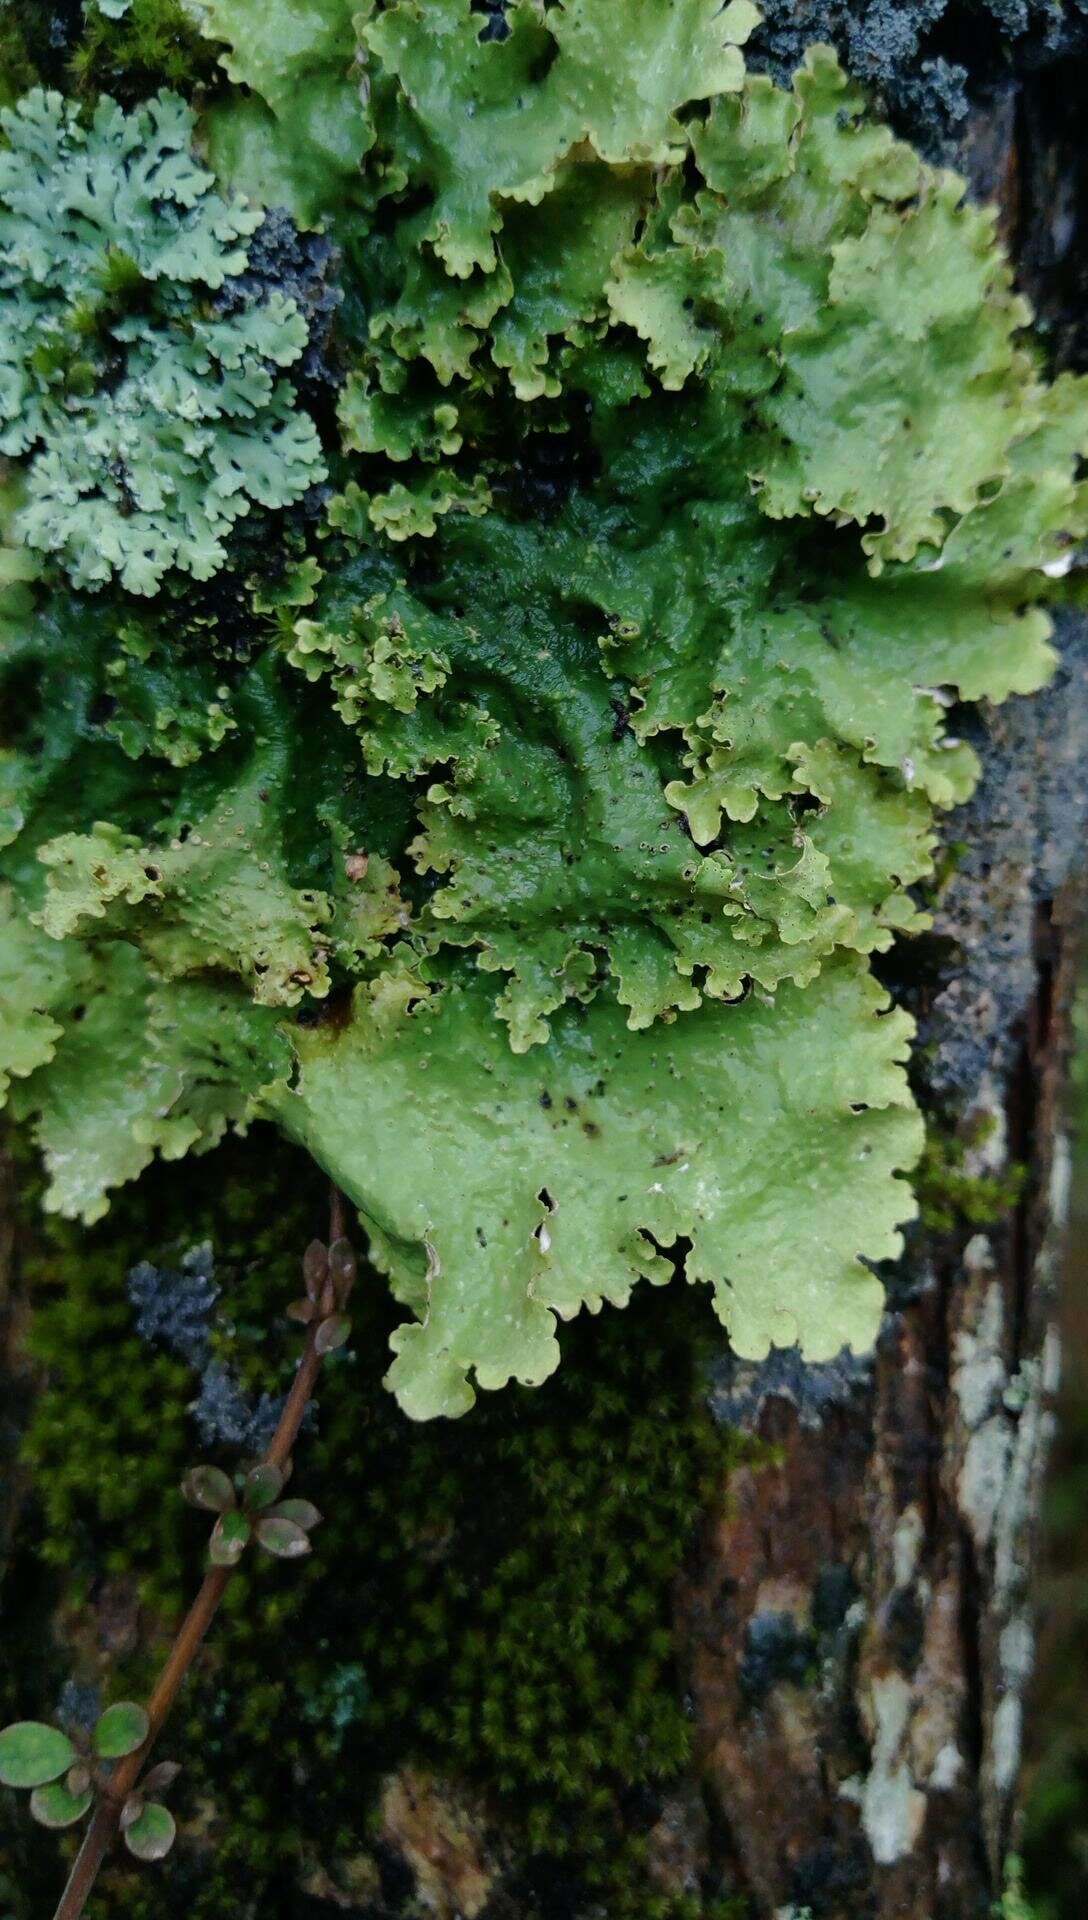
[0,88,324,592]
[0,5,1085,1417]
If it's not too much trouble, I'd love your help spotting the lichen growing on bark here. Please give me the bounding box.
[3,7,1084,1420]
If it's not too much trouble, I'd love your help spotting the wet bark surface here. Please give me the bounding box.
[665,68,1088,1920]
[3,52,1088,1920]
[674,639,1086,1920]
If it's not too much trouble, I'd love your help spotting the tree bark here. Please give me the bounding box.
[3,52,1087,1920]
[664,66,1088,1918]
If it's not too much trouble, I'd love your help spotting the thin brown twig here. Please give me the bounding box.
[51,1188,348,1920]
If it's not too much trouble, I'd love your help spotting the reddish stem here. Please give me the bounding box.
[51,1192,346,1920]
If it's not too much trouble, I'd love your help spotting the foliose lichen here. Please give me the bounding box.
[0,1,1085,1428]
[0,88,325,593]
[746,0,1088,159]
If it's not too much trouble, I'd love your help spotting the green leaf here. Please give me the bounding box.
[139,1761,182,1796]
[0,1723,76,1789]
[208,1510,251,1565]
[244,1462,285,1510]
[328,1237,357,1300]
[120,1793,145,1830]
[29,1780,94,1828]
[314,1313,351,1354]
[302,1240,329,1299]
[181,1465,235,1513]
[255,1515,313,1558]
[94,1702,149,1761]
[122,1800,176,1862]
[268,1498,322,1532]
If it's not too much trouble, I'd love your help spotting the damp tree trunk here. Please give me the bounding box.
[325,65,1088,1920]
[3,52,1088,1920]
[659,67,1088,1920]
[339,56,1088,1920]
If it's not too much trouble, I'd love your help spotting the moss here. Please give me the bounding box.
[0,30,38,112]
[995,1853,1044,1919]
[0,1,83,104]
[69,0,224,102]
[916,1122,1027,1235]
[3,1128,755,1919]
[0,0,224,111]
[18,1129,328,1618]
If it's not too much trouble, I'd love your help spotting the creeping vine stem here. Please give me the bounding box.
[49,1188,352,1920]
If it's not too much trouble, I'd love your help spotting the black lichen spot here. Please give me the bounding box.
[884,1583,927,1669]
[739,1610,817,1703]
[127,1242,219,1368]
[812,1561,857,1636]
[214,208,344,397]
[790,1835,874,1915]
[746,0,1088,161]
[708,1342,873,1432]
[472,0,511,40]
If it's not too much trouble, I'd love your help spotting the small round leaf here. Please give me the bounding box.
[66,1763,92,1797]
[140,1760,181,1796]
[328,1237,358,1302]
[255,1516,312,1559]
[302,1239,328,1300]
[123,1801,176,1862]
[268,1499,322,1533]
[314,1314,350,1355]
[94,1702,149,1760]
[181,1466,235,1513]
[208,1510,250,1566]
[120,1793,145,1831]
[287,1298,315,1324]
[30,1780,93,1829]
[244,1462,284,1511]
[0,1723,76,1788]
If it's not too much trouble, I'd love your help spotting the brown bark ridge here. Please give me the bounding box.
[669,66,1088,1920]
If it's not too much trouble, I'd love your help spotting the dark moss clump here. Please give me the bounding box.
[1,1129,752,1919]
[915,1122,1027,1234]
[0,0,82,102]
[0,0,224,106]
[68,0,224,102]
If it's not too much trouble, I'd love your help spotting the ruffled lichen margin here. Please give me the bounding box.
[0,0,1086,1422]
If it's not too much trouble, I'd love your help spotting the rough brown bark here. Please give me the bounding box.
[675,868,1079,1919]
[662,68,1088,1918]
[3,57,1086,1920]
